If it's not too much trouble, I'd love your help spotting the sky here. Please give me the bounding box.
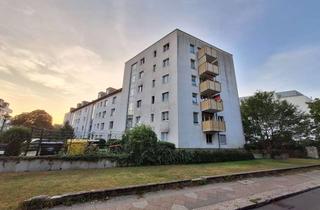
[0,0,319,124]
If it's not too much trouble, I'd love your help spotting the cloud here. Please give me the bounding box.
[239,46,320,97]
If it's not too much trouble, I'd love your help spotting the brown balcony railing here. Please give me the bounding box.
[197,46,217,60]
[200,80,221,96]
[200,99,223,113]
[198,62,219,78]
[202,119,226,132]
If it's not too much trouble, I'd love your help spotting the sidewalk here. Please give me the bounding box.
[51,169,320,210]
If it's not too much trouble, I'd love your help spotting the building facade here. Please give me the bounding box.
[0,99,12,131]
[64,29,245,148]
[240,90,312,113]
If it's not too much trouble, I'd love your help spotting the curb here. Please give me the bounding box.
[241,185,320,210]
[20,164,320,210]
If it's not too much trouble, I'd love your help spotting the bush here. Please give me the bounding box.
[0,127,31,156]
[122,125,158,165]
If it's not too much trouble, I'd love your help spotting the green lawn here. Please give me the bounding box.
[1,158,319,210]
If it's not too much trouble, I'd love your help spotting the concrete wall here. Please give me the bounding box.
[121,30,180,146]
[0,158,115,173]
[176,31,245,148]
[91,91,123,140]
[279,95,312,113]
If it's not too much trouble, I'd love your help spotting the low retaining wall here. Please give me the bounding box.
[0,157,116,173]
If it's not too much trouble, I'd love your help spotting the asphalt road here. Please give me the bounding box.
[254,188,320,210]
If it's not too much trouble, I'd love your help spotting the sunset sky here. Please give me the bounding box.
[0,0,319,124]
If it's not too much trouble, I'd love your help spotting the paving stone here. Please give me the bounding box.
[48,169,320,210]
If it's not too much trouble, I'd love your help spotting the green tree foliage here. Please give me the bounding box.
[10,110,53,129]
[59,121,75,140]
[122,125,158,165]
[0,127,31,156]
[308,98,320,140]
[241,91,309,145]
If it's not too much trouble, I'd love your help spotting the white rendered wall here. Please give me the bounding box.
[176,31,245,148]
[121,30,180,146]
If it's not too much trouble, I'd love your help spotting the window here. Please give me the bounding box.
[163,43,169,52]
[190,59,196,69]
[110,108,115,116]
[152,79,156,87]
[98,112,101,118]
[162,111,169,121]
[138,85,143,93]
[162,74,169,84]
[192,93,198,104]
[104,100,108,106]
[109,121,114,129]
[193,112,199,124]
[163,58,169,67]
[102,111,106,118]
[150,113,154,122]
[136,116,141,124]
[161,132,169,141]
[219,134,227,145]
[137,100,142,108]
[153,50,157,57]
[107,133,112,139]
[191,75,197,86]
[112,96,116,104]
[140,57,145,65]
[162,92,169,102]
[153,64,156,72]
[138,71,144,79]
[101,123,105,130]
[190,44,195,54]
[206,134,213,144]
[151,96,155,104]
[97,123,100,129]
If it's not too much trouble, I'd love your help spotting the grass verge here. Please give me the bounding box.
[0,158,319,209]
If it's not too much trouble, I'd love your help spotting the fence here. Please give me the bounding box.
[24,127,75,156]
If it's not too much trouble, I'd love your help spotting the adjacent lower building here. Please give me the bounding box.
[64,29,245,148]
[0,99,12,131]
[240,90,312,113]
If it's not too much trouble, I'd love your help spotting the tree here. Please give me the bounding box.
[241,91,309,145]
[59,121,75,140]
[308,98,320,140]
[10,110,53,129]
[0,127,31,156]
[122,125,158,165]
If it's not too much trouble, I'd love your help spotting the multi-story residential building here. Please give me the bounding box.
[240,90,312,113]
[276,90,312,113]
[64,88,122,139]
[64,29,245,148]
[0,99,12,131]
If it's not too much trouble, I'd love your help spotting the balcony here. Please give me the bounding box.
[200,80,221,96]
[198,53,218,66]
[202,119,226,132]
[200,99,223,113]
[198,47,217,60]
[198,62,219,78]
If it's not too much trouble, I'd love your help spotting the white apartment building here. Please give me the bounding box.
[64,29,245,148]
[0,99,12,131]
[240,90,312,113]
[64,88,122,140]
[276,90,312,113]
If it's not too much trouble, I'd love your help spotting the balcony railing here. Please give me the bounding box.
[197,46,217,60]
[200,80,221,96]
[202,119,226,132]
[198,62,219,78]
[200,99,223,113]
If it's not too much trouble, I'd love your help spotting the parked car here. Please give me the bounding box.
[26,138,64,156]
